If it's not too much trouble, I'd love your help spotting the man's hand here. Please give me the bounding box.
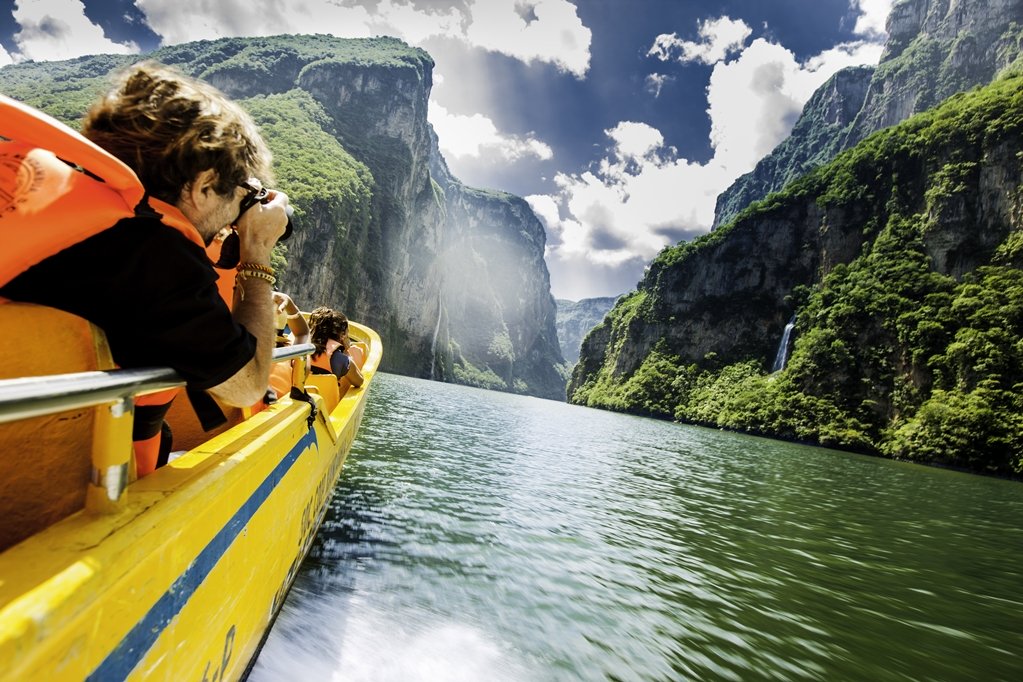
[236,186,289,266]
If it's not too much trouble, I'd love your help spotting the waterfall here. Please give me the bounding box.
[429,292,443,380]
[771,315,796,373]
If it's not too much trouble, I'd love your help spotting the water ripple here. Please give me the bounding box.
[252,373,1023,682]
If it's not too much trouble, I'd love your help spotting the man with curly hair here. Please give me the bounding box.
[1,62,290,473]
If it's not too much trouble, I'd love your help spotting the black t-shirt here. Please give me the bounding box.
[0,216,256,390]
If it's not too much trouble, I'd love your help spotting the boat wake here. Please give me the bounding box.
[251,590,526,682]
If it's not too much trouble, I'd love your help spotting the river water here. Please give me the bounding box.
[250,373,1023,681]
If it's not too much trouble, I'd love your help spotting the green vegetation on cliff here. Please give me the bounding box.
[242,89,375,278]
[715,5,1023,229]
[571,71,1023,475]
[0,35,430,128]
[0,54,133,126]
[154,34,433,82]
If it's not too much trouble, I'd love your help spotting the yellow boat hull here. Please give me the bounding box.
[0,322,381,681]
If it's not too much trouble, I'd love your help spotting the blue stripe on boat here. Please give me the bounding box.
[86,427,319,681]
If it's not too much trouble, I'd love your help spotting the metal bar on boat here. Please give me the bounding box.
[273,343,315,362]
[0,368,182,424]
[0,344,316,425]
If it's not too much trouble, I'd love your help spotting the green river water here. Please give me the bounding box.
[251,372,1023,681]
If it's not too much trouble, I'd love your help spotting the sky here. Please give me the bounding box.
[0,0,895,301]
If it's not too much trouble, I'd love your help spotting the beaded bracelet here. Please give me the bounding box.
[237,269,275,284]
[235,268,275,302]
[237,262,274,275]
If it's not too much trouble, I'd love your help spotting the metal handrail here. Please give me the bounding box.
[270,342,315,362]
[0,343,315,425]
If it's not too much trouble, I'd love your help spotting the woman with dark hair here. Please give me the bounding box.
[308,307,364,394]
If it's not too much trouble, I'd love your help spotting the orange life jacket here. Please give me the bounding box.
[0,93,206,288]
[0,94,210,476]
[310,339,344,375]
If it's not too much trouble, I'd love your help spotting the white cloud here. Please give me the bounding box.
[535,122,725,269]
[545,5,892,298]
[528,189,651,300]
[463,0,591,77]
[644,73,672,98]
[709,37,884,175]
[134,0,590,76]
[10,0,138,61]
[648,16,752,66]
[0,43,12,67]
[526,194,561,231]
[852,0,896,39]
[541,35,885,272]
[605,121,664,162]
[429,102,553,162]
[134,0,375,44]
[373,0,463,45]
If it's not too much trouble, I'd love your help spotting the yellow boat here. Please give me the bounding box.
[0,303,380,680]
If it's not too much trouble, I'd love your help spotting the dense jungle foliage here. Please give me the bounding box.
[572,71,1023,476]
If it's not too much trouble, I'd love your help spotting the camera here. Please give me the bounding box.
[214,185,293,269]
[242,185,294,241]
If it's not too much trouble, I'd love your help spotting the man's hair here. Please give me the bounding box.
[309,307,349,356]
[81,61,274,204]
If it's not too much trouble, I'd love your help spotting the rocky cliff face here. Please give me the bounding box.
[574,113,1023,389]
[569,65,1023,471]
[846,0,1023,146]
[713,0,1023,228]
[573,197,844,388]
[194,37,567,399]
[423,135,566,397]
[713,65,874,229]
[555,297,618,364]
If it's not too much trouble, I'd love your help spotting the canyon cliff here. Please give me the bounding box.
[0,36,566,399]
[556,297,618,365]
[569,1,1023,474]
[714,0,1023,229]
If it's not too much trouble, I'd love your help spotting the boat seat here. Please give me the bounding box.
[0,302,114,550]
[305,374,340,413]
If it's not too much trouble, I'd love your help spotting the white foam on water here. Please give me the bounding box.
[334,620,519,682]
[251,592,530,682]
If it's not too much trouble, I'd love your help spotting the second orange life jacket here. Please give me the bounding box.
[310,339,344,376]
